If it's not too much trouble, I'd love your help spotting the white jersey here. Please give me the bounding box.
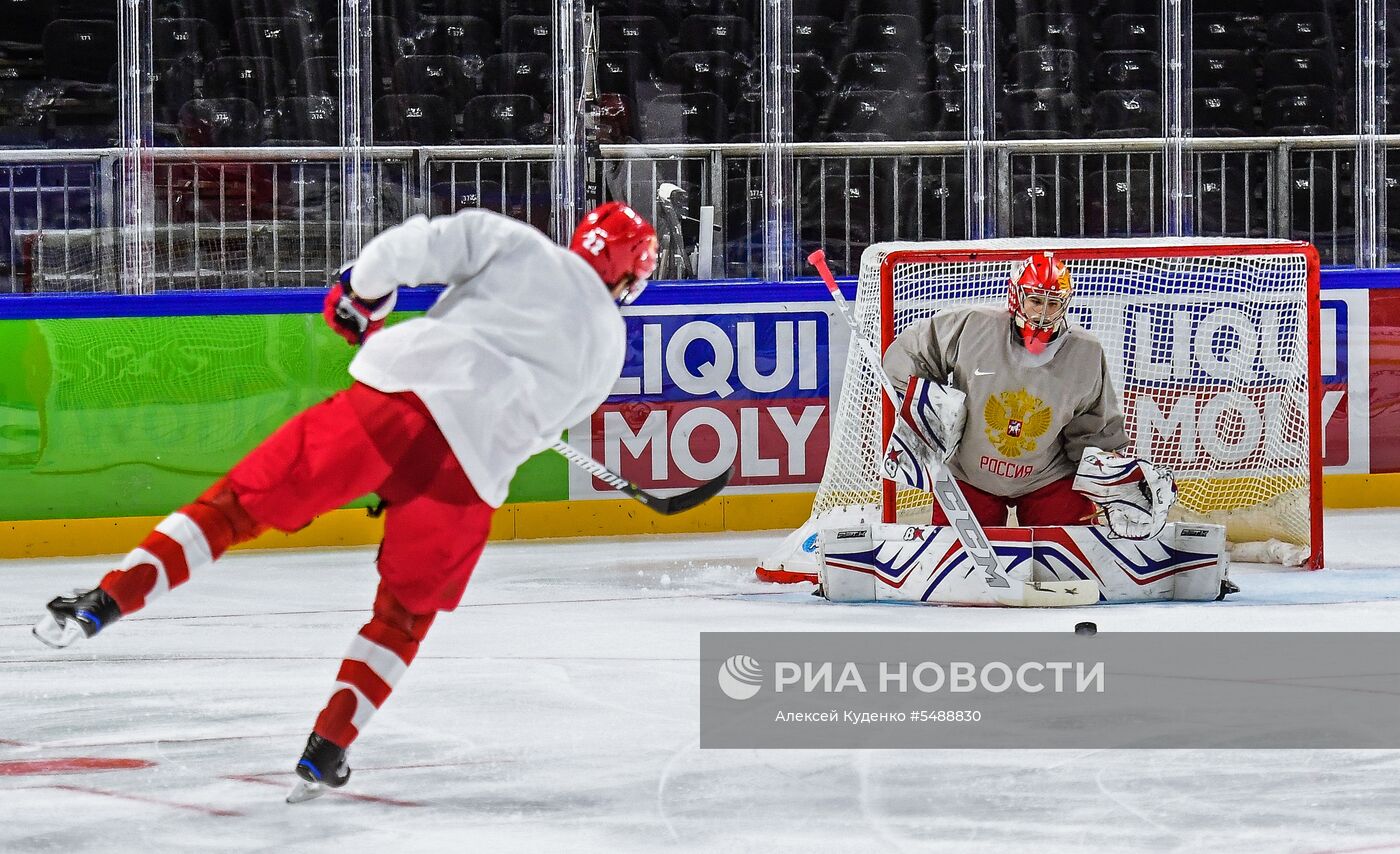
[346,209,626,507]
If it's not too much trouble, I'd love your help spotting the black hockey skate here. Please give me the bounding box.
[287,732,351,803]
[33,588,121,649]
[1217,576,1241,601]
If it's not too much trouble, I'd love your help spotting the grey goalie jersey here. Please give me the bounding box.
[883,305,1128,498]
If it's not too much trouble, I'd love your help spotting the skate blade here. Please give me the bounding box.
[286,780,327,804]
[32,614,83,649]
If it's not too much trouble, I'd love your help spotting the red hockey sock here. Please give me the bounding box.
[98,478,266,614]
[313,583,437,749]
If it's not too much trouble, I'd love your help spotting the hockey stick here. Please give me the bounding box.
[809,249,1097,607]
[551,440,732,515]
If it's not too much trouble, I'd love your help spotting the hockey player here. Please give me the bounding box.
[32,201,658,801]
[882,252,1177,540]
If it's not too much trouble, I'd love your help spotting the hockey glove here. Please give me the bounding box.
[323,267,397,345]
[1073,447,1177,539]
[881,376,967,492]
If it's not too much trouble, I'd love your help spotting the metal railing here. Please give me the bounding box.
[0,136,1379,293]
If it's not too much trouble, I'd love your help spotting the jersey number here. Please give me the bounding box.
[581,227,608,255]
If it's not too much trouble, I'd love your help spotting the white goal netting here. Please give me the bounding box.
[805,238,1322,568]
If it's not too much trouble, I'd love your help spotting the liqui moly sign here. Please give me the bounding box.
[568,302,844,497]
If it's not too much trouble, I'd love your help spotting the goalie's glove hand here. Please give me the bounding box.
[323,267,397,345]
[1072,447,1177,539]
[881,376,967,492]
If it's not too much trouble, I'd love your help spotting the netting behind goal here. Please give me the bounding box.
[812,238,1323,568]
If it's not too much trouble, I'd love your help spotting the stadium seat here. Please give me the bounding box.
[271,96,339,145]
[678,15,754,59]
[1009,49,1082,95]
[1093,51,1159,93]
[823,89,920,141]
[1100,14,1159,53]
[43,19,118,84]
[641,92,728,142]
[1262,85,1338,134]
[1010,172,1080,237]
[152,61,201,125]
[206,56,284,110]
[851,0,923,20]
[594,92,641,142]
[1195,162,1266,237]
[1000,88,1082,140]
[903,165,967,240]
[596,51,662,109]
[372,0,423,39]
[394,55,477,109]
[1083,167,1160,236]
[1193,50,1255,101]
[419,16,496,72]
[459,93,546,144]
[784,52,835,103]
[917,89,964,139]
[374,94,453,144]
[482,52,553,108]
[501,14,551,54]
[927,51,969,94]
[835,51,919,94]
[431,178,506,216]
[1090,89,1161,137]
[847,14,923,56]
[178,97,263,146]
[733,89,818,139]
[1262,49,1338,89]
[234,18,314,80]
[153,17,220,65]
[1266,13,1335,52]
[599,16,672,68]
[235,0,318,23]
[662,51,745,108]
[322,16,401,90]
[1289,163,1342,238]
[294,57,340,99]
[1194,13,1260,55]
[791,16,837,61]
[1016,13,1085,54]
[1192,87,1255,136]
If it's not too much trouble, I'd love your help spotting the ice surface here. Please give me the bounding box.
[3,509,1400,853]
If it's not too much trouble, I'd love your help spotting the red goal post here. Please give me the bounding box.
[825,238,1323,569]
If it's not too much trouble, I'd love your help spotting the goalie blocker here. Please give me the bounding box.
[819,522,1233,605]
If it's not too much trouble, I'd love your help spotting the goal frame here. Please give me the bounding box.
[874,241,1324,569]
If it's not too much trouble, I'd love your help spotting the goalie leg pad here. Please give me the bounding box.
[818,522,1231,604]
[1030,523,1231,602]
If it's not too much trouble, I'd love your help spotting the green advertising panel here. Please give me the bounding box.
[0,314,567,521]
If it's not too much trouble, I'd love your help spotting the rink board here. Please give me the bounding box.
[0,271,1397,556]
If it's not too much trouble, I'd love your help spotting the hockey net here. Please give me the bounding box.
[793,238,1323,570]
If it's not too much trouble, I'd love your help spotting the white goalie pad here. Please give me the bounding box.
[819,521,1230,605]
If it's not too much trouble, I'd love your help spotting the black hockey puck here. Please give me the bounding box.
[1074,621,1097,636]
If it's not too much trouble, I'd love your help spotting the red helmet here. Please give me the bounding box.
[570,201,658,304]
[1008,252,1073,354]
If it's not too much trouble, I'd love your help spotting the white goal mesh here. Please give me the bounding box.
[809,238,1323,568]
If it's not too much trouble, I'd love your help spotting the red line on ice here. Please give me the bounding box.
[223,774,425,807]
[45,783,243,817]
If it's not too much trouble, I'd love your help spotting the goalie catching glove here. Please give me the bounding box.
[881,376,967,491]
[1073,447,1177,539]
[323,266,398,345]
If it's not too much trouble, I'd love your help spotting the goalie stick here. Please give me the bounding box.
[551,440,731,515]
[808,249,1097,607]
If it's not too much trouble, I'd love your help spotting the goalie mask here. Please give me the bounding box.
[570,202,659,305]
[1008,253,1074,354]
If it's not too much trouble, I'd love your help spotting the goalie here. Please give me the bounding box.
[883,252,1176,542]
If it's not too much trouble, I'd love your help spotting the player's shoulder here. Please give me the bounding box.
[1058,321,1108,355]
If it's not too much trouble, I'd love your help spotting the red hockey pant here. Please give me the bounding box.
[930,476,1095,528]
[98,382,492,749]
